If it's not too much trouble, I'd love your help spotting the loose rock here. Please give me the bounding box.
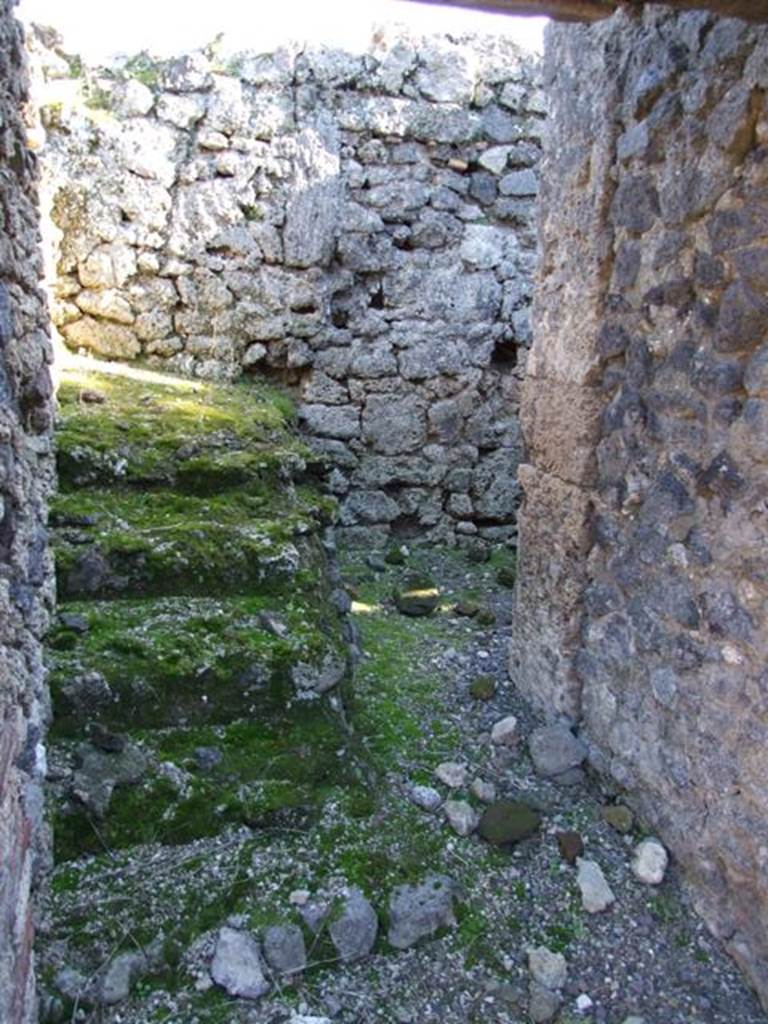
[631,837,669,885]
[329,888,378,962]
[210,927,270,1000]
[388,875,456,949]
[529,981,562,1023]
[263,924,307,975]
[576,858,615,913]
[470,777,496,803]
[528,725,587,777]
[478,799,541,847]
[100,952,147,1005]
[409,784,443,813]
[443,799,478,836]
[434,761,467,789]
[528,945,567,990]
[490,714,518,747]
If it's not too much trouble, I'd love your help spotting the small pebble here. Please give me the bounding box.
[556,830,584,865]
[409,784,443,813]
[434,762,468,789]
[490,715,518,747]
[444,799,478,836]
[470,778,496,803]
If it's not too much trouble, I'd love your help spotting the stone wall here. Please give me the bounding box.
[511,7,768,1007]
[0,2,54,1021]
[34,31,544,546]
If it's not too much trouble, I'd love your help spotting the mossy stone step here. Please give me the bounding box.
[56,365,306,491]
[48,594,349,737]
[51,709,358,862]
[52,487,335,599]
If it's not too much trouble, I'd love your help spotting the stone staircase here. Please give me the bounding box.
[44,359,354,873]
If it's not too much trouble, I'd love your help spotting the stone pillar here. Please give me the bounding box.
[0,2,54,1021]
[509,13,621,718]
[512,7,768,1007]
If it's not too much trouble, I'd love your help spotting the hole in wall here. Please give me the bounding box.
[490,339,519,372]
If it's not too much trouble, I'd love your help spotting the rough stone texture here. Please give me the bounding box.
[32,30,542,547]
[510,8,768,1007]
[0,4,54,1022]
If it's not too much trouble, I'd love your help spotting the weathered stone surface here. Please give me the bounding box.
[210,927,270,1000]
[100,952,147,1005]
[528,946,567,990]
[328,889,378,962]
[576,858,615,914]
[387,875,456,949]
[434,761,467,789]
[0,11,55,1020]
[528,725,587,777]
[490,715,519,747]
[62,317,140,359]
[510,10,768,1006]
[263,925,307,975]
[443,799,478,836]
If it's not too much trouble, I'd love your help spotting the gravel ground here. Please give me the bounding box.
[38,545,767,1024]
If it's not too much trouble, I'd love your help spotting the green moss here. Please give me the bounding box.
[48,593,346,735]
[66,53,84,79]
[53,705,357,861]
[122,52,160,89]
[52,487,330,599]
[56,366,304,491]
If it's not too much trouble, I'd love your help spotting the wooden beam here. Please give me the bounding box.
[400,0,768,22]
[399,0,613,20]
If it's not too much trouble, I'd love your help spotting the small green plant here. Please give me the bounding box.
[85,85,111,112]
[240,203,263,222]
[66,53,84,79]
[123,52,160,89]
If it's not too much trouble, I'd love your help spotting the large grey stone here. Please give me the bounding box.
[528,725,587,778]
[329,888,378,962]
[576,859,615,914]
[387,875,456,950]
[210,927,270,1000]
[100,952,147,1005]
[263,924,306,975]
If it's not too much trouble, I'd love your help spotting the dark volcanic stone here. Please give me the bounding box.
[385,545,406,566]
[394,574,440,617]
[478,799,541,847]
[88,724,127,754]
[556,830,584,865]
[455,601,480,618]
[716,281,768,352]
[496,565,516,588]
[470,675,496,701]
[611,175,659,234]
[602,804,634,834]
